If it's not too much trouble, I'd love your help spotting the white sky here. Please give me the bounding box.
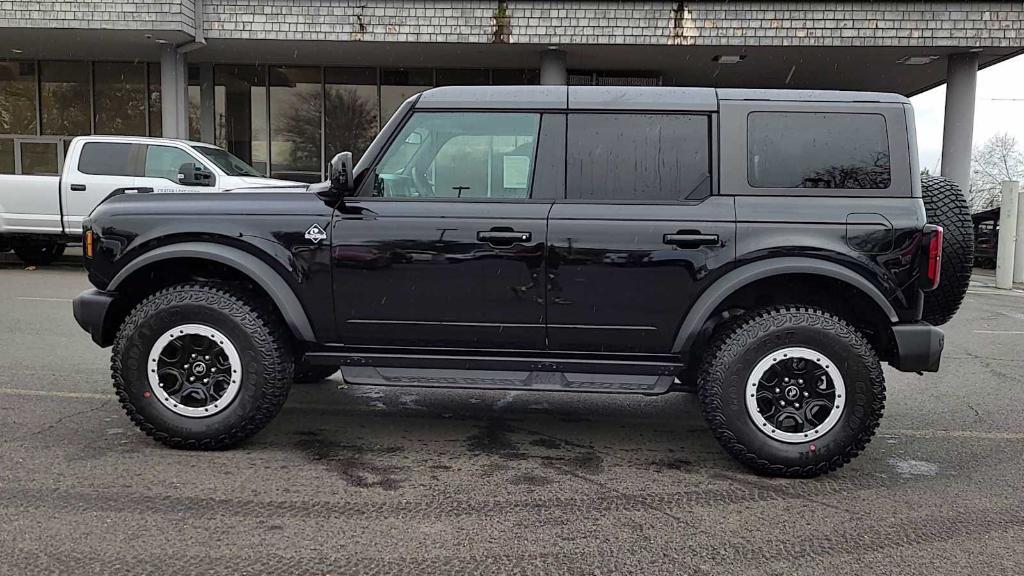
[911,54,1024,173]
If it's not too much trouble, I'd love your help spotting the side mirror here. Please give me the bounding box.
[177,163,214,187]
[328,152,354,195]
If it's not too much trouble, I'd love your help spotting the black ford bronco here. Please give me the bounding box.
[72,86,972,477]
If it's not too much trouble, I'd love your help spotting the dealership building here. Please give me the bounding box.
[1,1,1021,189]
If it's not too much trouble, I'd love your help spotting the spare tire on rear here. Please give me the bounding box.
[921,175,974,326]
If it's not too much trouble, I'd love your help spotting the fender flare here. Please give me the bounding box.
[108,241,316,342]
[672,257,899,354]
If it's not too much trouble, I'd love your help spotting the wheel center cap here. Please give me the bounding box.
[192,362,207,376]
[784,385,800,400]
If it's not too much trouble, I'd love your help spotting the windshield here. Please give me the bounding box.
[192,145,263,177]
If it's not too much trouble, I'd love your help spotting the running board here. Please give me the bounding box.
[339,367,675,395]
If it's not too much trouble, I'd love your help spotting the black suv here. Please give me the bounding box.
[72,86,973,477]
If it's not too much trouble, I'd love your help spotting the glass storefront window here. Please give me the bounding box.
[187,65,200,141]
[149,63,162,137]
[269,66,322,183]
[435,69,489,86]
[94,62,147,135]
[216,65,268,175]
[492,69,540,85]
[20,141,59,175]
[0,61,38,134]
[380,69,433,127]
[325,67,378,165]
[0,139,14,174]
[40,61,91,136]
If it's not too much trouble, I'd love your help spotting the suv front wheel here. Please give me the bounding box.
[112,282,294,449]
[697,306,885,478]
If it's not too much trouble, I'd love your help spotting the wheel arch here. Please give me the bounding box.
[107,242,316,343]
[673,257,899,355]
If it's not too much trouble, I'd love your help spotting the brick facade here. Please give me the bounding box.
[1,1,1022,48]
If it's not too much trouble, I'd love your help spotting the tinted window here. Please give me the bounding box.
[0,139,13,174]
[372,112,540,199]
[567,114,710,202]
[145,145,202,181]
[748,112,891,189]
[78,142,138,176]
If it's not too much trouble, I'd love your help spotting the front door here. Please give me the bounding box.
[331,110,556,350]
[546,112,736,354]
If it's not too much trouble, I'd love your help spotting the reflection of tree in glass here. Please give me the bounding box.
[801,152,890,189]
[279,87,377,170]
[0,79,36,133]
[41,84,91,135]
[94,82,147,135]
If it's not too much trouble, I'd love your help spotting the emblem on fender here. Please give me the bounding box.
[304,224,327,243]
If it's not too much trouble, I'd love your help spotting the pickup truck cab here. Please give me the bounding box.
[72,86,973,477]
[0,135,302,264]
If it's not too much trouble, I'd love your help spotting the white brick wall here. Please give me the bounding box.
[1,1,1021,48]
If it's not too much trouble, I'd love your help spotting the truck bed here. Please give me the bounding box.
[0,174,63,236]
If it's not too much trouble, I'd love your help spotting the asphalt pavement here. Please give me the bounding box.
[2,255,1023,575]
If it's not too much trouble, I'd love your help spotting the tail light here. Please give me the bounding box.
[923,224,943,291]
[84,230,94,259]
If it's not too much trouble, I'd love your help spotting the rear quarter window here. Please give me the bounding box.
[747,112,891,190]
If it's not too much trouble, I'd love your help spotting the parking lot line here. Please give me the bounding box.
[973,330,1024,335]
[15,297,73,302]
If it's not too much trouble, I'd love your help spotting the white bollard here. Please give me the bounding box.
[996,181,1021,289]
[1013,181,1024,283]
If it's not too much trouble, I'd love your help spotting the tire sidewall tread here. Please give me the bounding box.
[111,282,294,450]
[697,305,886,478]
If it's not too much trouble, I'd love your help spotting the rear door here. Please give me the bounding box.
[547,111,736,354]
[61,140,141,230]
[330,110,562,350]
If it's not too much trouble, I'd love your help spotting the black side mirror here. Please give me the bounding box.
[177,162,214,187]
[328,152,354,195]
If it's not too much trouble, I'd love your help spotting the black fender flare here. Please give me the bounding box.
[672,257,899,354]
[108,241,316,342]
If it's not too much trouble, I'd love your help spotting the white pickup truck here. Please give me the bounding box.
[0,135,304,265]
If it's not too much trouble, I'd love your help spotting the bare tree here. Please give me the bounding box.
[970,133,1024,212]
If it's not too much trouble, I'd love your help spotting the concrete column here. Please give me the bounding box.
[160,46,189,139]
[996,181,1020,289]
[1010,181,1024,284]
[199,63,215,143]
[940,52,979,194]
[540,49,567,85]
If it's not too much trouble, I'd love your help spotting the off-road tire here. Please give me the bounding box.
[14,241,66,266]
[921,175,973,326]
[111,282,294,449]
[697,305,885,478]
[293,364,339,384]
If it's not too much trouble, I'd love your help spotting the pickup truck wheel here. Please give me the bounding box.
[697,306,885,478]
[13,241,66,266]
[921,175,974,326]
[293,364,339,384]
[111,283,294,449]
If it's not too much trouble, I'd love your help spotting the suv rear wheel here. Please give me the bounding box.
[697,305,885,478]
[112,282,294,449]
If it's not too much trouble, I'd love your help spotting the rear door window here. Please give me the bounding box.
[78,142,140,177]
[747,112,891,189]
[566,113,711,202]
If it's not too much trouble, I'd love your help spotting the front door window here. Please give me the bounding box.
[369,112,539,199]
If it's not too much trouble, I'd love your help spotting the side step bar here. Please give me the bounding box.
[340,367,675,395]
